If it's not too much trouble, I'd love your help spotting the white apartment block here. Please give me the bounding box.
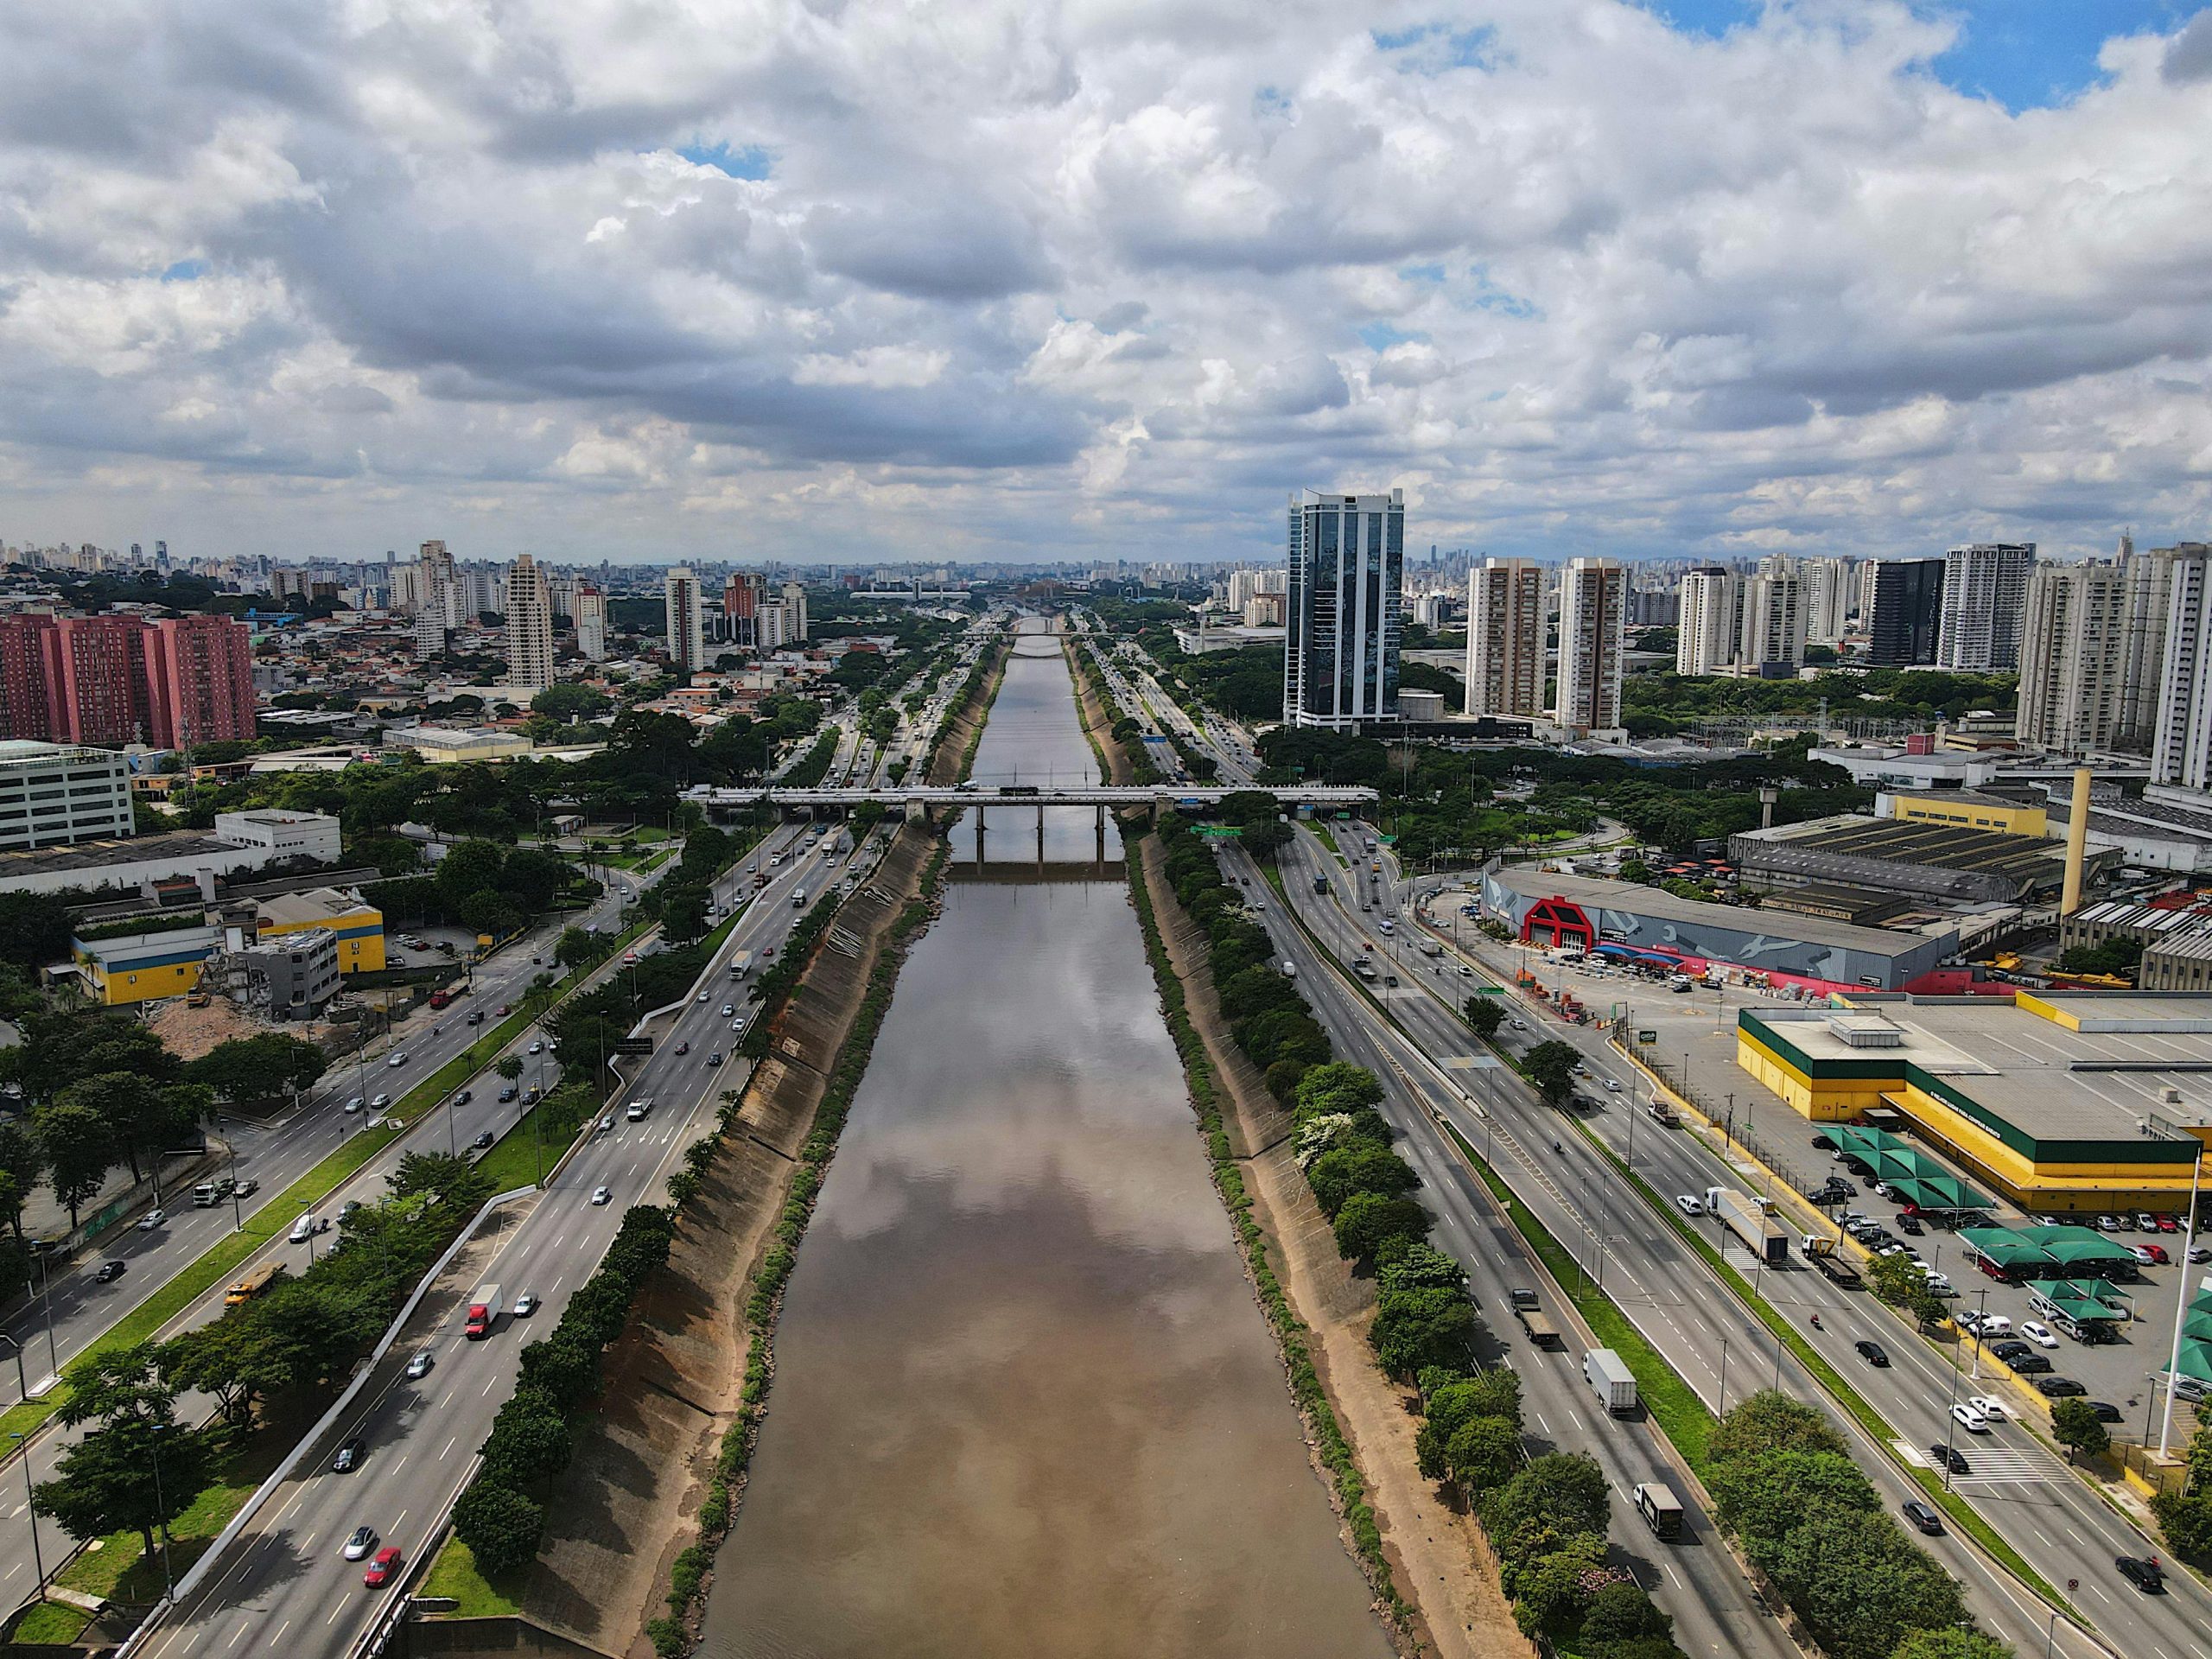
[1464,557,1543,717]
[1801,556,1852,645]
[2016,561,2128,756]
[1554,557,1626,733]
[1676,568,1739,676]
[1739,568,1807,670]
[1937,543,2034,670]
[575,582,607,662]
[2152,548,2212,791]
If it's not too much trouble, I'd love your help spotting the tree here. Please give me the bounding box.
[35,1102,114,1228]
[1332,1192,1429,1262]
[1707,1449,1876,1543]
[436,840,508,906]
[32,1418,213,1562]
[459,890,524,941]
[160,1313,292,1427]
[1370,1284,1478,1377]
[1709,1389,1849,1465]
[188,1035,327,1106]
[531,683,612,722]
[2152,1418,2212,1554]
[1887,1631,2015,1659]
[1866,1250,1926,1309]
[496,1058,524,1084]
[454,1478,543,1577]
[1445,1414,1522,1496]
[478,1389,573,1485]
[1522,1040,1580,1106]
[53,1073,200,1185]
[659,883,709,946]
[556,927,602,971]
[1510,1535,1611,1637]
[0,892,73,972]
[1760,1509,1970,1659]
[2050,1397,2110,1464]
[1306,1144,1421,1218]
[1378,1241,1467,1295]
[500,849,569,913]
[1294,1062,1385,1119]
[1465,997,1504,1039]
[1484,1452,1611,1545]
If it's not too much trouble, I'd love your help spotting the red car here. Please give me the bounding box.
[364,1546,403,1588]
[2143,1243,2171,1264]
[2156,1215,2181,1233]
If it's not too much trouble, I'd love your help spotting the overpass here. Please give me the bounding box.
[687,784,1376,813]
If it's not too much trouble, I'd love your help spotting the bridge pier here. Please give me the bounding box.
[1096,803,1107,865]
[973,803,985,865]
[1036,803,1046,866]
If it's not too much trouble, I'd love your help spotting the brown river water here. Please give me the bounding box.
[696,630,1389,1659]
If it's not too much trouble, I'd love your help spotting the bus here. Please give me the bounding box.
[225,1261,283,1307]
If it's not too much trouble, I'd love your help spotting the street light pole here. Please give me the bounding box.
[11,1432,43,1599]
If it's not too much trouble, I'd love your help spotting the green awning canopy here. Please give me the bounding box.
[2170,1340,2212,1384]
[1885,1174,1993,1211]
[2025,1281,2128,1324]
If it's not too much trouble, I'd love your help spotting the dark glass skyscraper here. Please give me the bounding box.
[1284,489,1403,728]
[1866,558,1945,665]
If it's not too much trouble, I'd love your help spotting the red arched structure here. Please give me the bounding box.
[1522,896,1595,951]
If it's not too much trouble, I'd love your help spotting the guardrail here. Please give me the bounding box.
[109,1185,538,1654]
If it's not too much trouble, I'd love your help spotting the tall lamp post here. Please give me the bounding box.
[11,1431,43,1600]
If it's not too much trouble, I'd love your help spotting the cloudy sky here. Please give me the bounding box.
[4,0,2211,569]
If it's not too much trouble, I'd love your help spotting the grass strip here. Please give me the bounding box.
[419,1536,517,1618]
[1436,1121,1716,1476]
[1123,826,1416,1635]
[0,920,658,1446]
[56,1415,290,1602]
[10,1601,92,1643]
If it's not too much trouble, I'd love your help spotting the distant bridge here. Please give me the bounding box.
[686,784,1376,813]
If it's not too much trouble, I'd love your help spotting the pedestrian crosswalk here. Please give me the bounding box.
[1904,1440,2050,1484]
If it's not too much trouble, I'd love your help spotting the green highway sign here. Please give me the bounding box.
[1638,1029,1657,1044]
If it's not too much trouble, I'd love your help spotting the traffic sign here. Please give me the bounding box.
[613,1038,654,1056]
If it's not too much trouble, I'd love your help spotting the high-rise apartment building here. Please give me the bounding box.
[1554,557,1626,732]
[1866,559,1946,665]
[505,554,556,690]
[1937,543,2034,670]
[723,572,763,649]
[665,567,706,674]
[1284,490,1403,728]
[413,539,459,658]
[1802,556,1852,645]
[1675,568,1740,676]
[2120,540,2202,751]
[2152,548,2212,791]
[148,615,257,747]
[0,613,254,747]
[1740,566,1807,671]
[2017,561,2129,756]
[574,582,607,662]
[1464,558,1543,717]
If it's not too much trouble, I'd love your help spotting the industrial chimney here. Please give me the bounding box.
[2060,767,2091,917]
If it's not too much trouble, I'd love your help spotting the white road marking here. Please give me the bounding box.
[227,1624,248,1648]
[439,1435,456,1459]
[327,1599,348,1625]
[267,1619,290,1649]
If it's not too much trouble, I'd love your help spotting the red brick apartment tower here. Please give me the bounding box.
[55,615,156,745]
[0,616,61,741]
[149,614,257,747]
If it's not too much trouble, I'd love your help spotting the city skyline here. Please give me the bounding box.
[4,4,2212,567]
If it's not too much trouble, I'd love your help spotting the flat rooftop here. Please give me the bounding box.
[0,832,235,878]
[1490,867,1939,960]
[1739,815,2069,882]
[1760,995,2212,1141]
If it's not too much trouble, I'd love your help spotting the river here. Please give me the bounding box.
[696,626,1390,1659]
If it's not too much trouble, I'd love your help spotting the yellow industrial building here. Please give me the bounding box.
[1737,993,2210,1211]
[1882,788,2049,837]
[257,887,385,973]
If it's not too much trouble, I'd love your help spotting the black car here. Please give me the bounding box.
[1855,1339,1891,1368]
[92,1260,126,1283]
[498,1085,518,1103]
[467,1011,484,1026]
[1897,1214,1925,1236]
[455,1089,472,1106]
[1811,1134,1836,1151]
[1902,1500,1944,1535]
[2033,1376,2087,1398]
[2117,1556,2166,1593]
[2087,1401,2124,1424]
[472,1130,496,1151]
[1929,1441,1969,1476]
[332,1436,365,1473]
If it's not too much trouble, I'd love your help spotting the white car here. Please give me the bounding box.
[1604,1079,1621,1093]
[1923,1272,1955,1294]
[721,1003,735,1017]
[289,1216,318,1243]
[2020,1320,2059,1349]
[386,1052,407,1068]
[1977,1314,2013,1338]
[137,1209,167,1230]
[1966,1395,2008,1421]
[527,1040,543,1055]
[697,990,710,1003]
[1674,1194,1704,1217]
[1949,1402,1991,1434]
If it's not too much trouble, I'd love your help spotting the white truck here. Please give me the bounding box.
[1706,1185,1789,1265]
[791,887,808,909]
[1584,1348,1638,1415]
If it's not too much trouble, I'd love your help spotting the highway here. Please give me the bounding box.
[118,634,967,1659]
[135,817,879,1659]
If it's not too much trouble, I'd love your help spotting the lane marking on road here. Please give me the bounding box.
[267,1619,289,1649]
[440,1435,456,1459]
[227,1624,247,1648]
[327,1599,347,1625]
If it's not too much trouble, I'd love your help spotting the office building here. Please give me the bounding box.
[2152,546,2212,791]
[1675,568,1739,676]
[1937,543,2034,670]
[1802,556,1852,645]
[505,554,556,690]
[665,568,707,673]
[148,615,257,747]
[1465,558,1544,717]
[2016,561,2129,755]
[256,886,385,974]
[1865,558,1946,665]
[575,582,607,662]
[1283,489,1404,728]
[0,741,134,851]
[212,809,342,866]
[1554,557,1626,733]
